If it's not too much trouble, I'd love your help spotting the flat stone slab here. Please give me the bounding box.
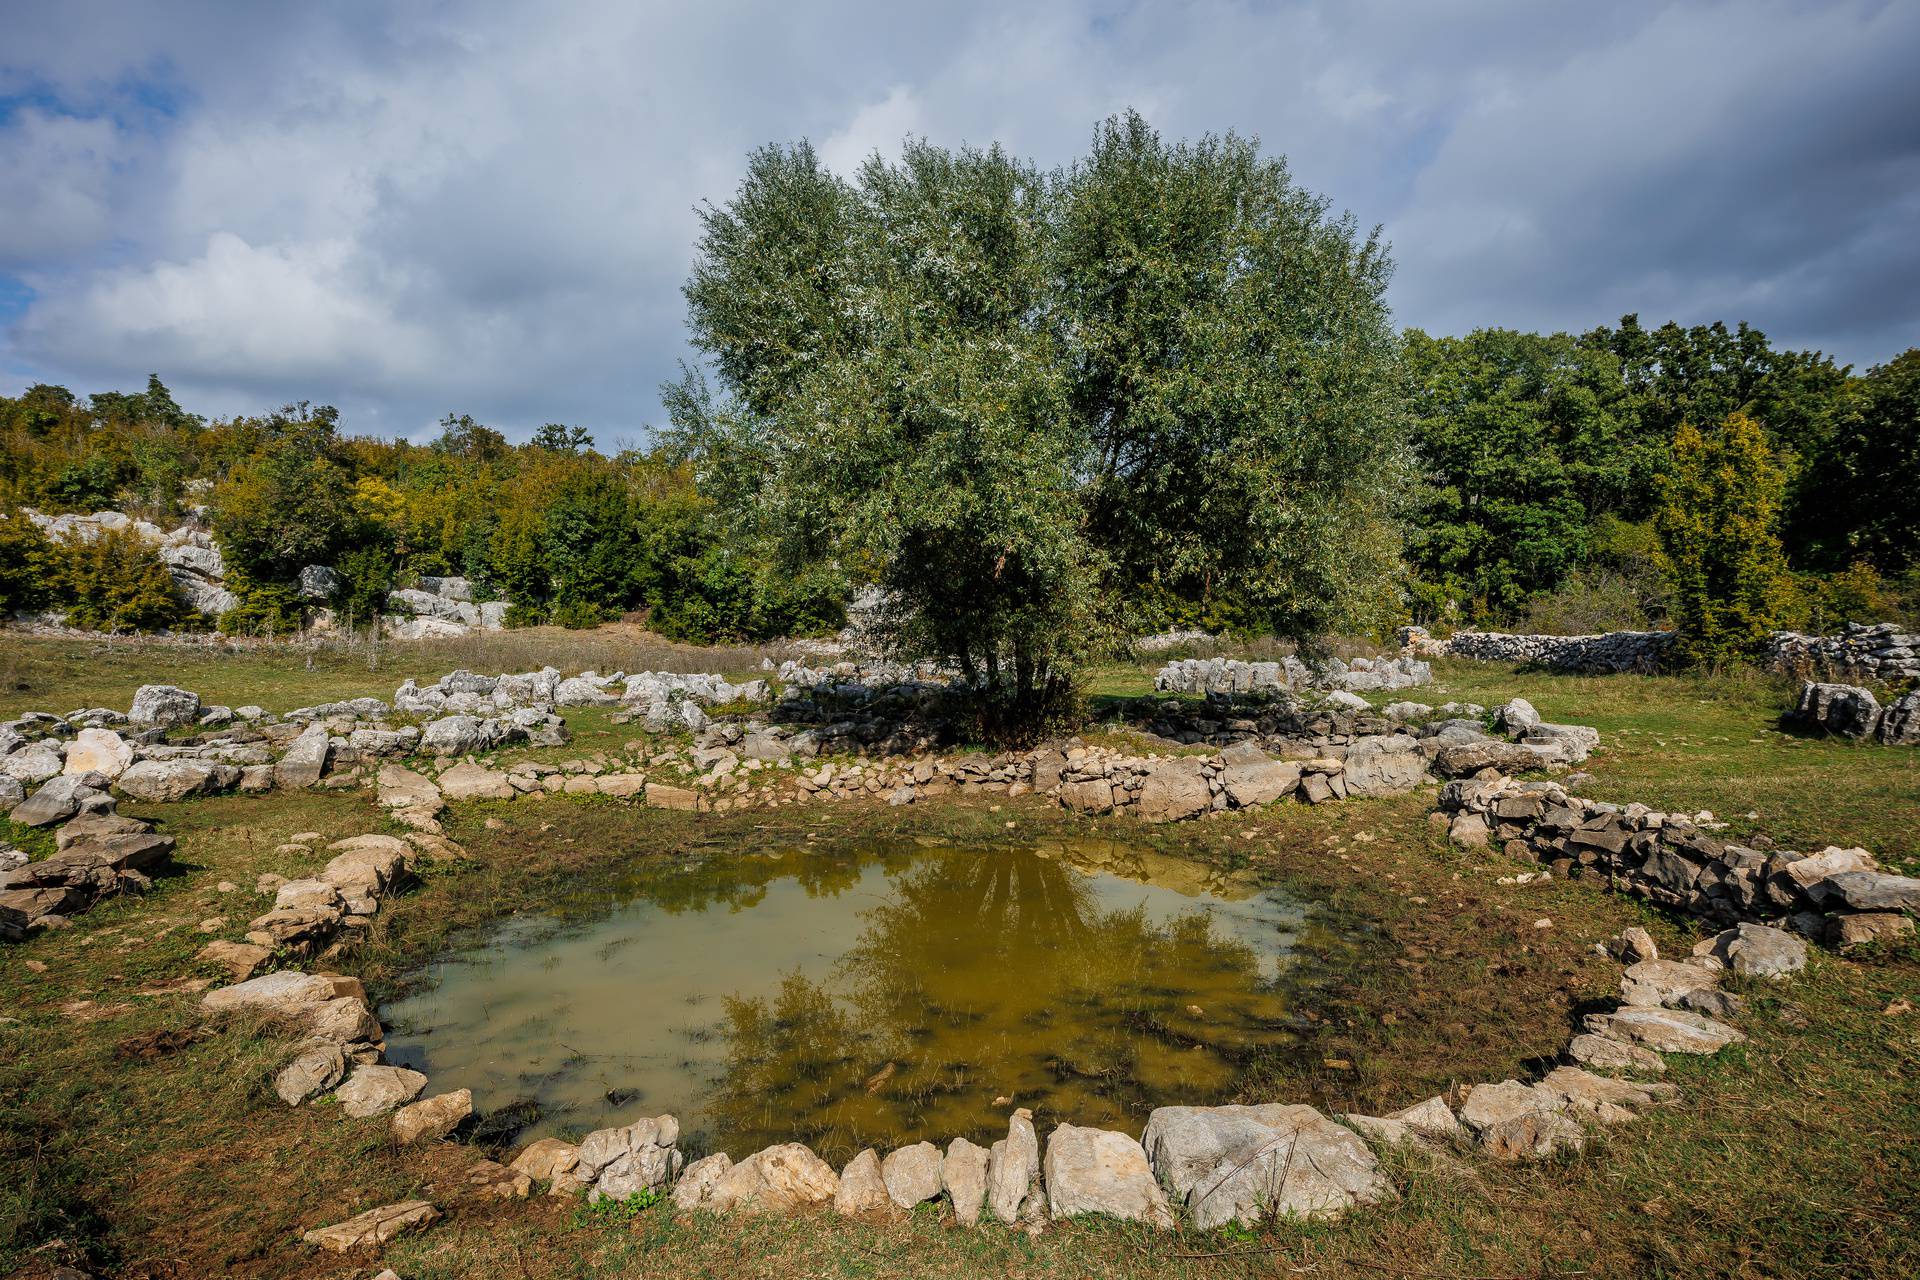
[335,1065,427,1118]
[302,1200,437,1253]
[1565,1032,1667,1075]
[1585,1006,1745,1055]
[1141,1103,1389,1230]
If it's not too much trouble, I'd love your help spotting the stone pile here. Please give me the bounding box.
[1153,654,1432,695]
[1786,680,1920,745]
[241,832,417,960]
[0,807,175,939]
[382,576,510,640]
[1436,773,1918,947]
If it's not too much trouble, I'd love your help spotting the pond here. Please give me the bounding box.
[382,836,1346,1162]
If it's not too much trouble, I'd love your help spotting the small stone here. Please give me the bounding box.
[1605,926,1659,963]
[1384,1095,1460,1139]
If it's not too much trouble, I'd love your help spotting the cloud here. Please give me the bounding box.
[0,0,1914,437]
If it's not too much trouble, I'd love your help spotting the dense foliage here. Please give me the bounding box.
[672,114,1408,722]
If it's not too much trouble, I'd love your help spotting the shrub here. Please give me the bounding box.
[218,570,304,636]
[0,511,55,614]
[1655,412,1796,665]
[50,527,189,632]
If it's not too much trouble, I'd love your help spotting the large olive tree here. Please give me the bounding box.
[668,112,1407,731]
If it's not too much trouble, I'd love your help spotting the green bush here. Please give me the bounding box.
[0,511,55,614]
[50,527,189,632]
[218,571,303,636]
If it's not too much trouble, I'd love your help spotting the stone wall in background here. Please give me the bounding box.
[1403,621,1920,684]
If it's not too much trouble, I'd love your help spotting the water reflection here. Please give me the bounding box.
[382,838,1325,1162]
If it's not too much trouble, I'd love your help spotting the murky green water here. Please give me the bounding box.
[383,837,1338,1161]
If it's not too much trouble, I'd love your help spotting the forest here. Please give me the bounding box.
[2,316,1912,654]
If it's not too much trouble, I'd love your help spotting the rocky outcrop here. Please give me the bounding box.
[1786,680,1920,746]
[382,577,510,640]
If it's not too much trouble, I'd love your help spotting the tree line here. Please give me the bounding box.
[1,112,1915,708]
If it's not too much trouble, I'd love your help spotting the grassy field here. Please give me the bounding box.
[2,632,1917,1278]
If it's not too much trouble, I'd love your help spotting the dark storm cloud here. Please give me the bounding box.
[1,0,1914,440]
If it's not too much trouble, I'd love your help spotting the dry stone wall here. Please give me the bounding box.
[1437,773,1918,948]
[1406,620,1920,684]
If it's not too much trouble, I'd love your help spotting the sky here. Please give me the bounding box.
[2,0,1916,445]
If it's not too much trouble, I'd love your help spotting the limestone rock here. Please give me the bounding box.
[706,1143,839,1214]
[1141,1103,1389,1230]
[672,1152,733,1212]
[881,1140,943,1208]
[1620,958,1724,1007]
[943,1135,990,1226]
[392,1089,472,1144]
[834,1149,893,1217]
[510,1137,582,1189]
[1221,755,1302,808]
[1136,757,1212,822]
[1813,871,1920,914]
[1341,734,1429,796]
[130,685,202,729]
[1694,922,1807,979]
[438,761,514,802]
[645,783,701,811]
[1539,1065,1677,1123]
[1042,1124,1173,1227]
[1476,1108,1585,1161]
[274,724,332,789]
[576,1114,683,1201]
[1565,1032,1666,1075]
[11,773,108,827]
[116,759,235,802]
[1384,1095,1459,1139]
[302,1200,437,1253]
[1826,911,1915,949]
[376,763,442,813]
[1605,926,1659,964]
[198,939,272,982]
[63,728,133,780]
[1584,1006,1744,1055]
[1459,1080,1562,1132]
[1340,1113,1414,1146]
[986,1109,1041,1224]
[274,1042,347,1105]
[334,1064,428,1118]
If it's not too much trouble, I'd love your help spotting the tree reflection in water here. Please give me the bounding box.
[704,846,1302,1164]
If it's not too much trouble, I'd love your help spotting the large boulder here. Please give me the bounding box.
[1694,922,1807,979]
[1790,681,1882,739]
[1042,1124,1173,1227]
[1140,1103,1389,1230]
[130,685,202,729]
[1136,757,1211,823]
[422,715,490,756]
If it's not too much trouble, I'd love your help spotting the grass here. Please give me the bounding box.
[1,633,1917,1277]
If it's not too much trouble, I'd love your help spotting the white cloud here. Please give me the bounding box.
[0,0,1913,433]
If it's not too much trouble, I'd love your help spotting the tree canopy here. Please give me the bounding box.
[670,112,1409,724]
